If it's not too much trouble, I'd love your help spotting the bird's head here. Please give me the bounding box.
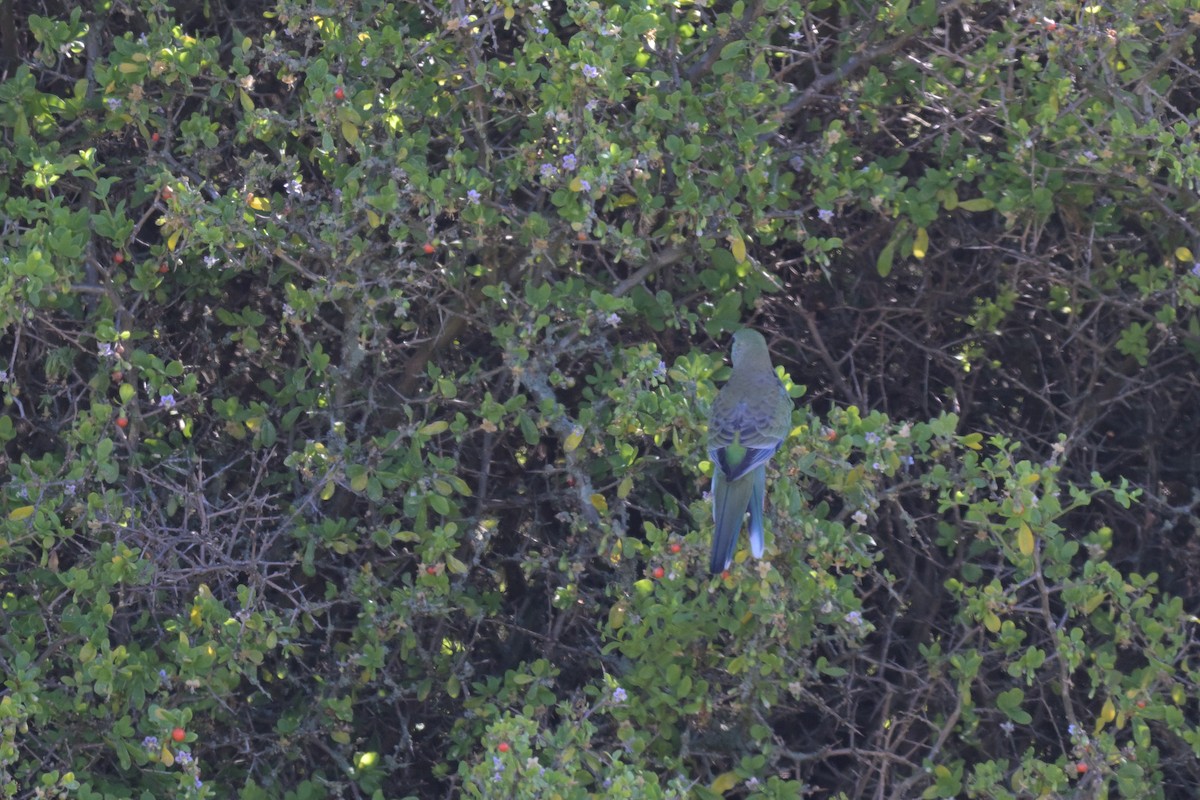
[730,328,769,366]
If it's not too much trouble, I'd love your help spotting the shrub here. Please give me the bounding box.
[3,1,1200,798]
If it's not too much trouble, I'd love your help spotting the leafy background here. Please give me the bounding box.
[2,0,1200,798]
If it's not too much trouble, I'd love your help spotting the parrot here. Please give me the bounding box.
[707,329,792,575]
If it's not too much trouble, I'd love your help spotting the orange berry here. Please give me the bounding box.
[171,727,185,743]
[652,566,665,579]
[113,252,125,264]
[1136,700,1146,709]
[1076,762,1088,774]
[497,742,509,753]
[669,543,681,554]
[116,416,129,429]
[423,243,435,254]
[334,86,345,100]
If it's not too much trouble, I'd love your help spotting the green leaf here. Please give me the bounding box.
[996,688,1032,724]
[957,197,994,212]
[876,240,896,277]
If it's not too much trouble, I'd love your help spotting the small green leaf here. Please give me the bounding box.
[996,688,1032,724]
[957,198,994,212]
[8,506,34,521]
[876,240,896,277]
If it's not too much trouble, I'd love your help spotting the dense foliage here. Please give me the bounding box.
[3,0,1200,797]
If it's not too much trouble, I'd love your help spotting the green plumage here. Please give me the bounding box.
[708,329,792,574]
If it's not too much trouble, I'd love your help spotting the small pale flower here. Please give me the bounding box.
[467,189,481,204]
[0,370,7,382]
[604,312,620,326]
[105,97,122,111]
[579,179,591,191]
[159,394,176,409]
[865,432,880,444]
[176,750,193,765]
[612,687,627,702]
[561,153,577,171]
[204,255,219,268]
[817,208,834,222]
[845,610,863,626]
[99,343,115,357]
[194,778,202,789]
[539,163,557,178]
[788,31,803,42]
[534,24,549,35]
[852,510,868,526]
[142,736,159,749]
[1191,262,1200,277]
[652,360,666,379]
[581,64,600,79]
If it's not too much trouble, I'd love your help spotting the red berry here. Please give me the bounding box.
[171,727,185,742]
[1136,700,1146,709]
[162,187,173,200]
[1076,762,1087,774]
[334,86,345,100]
[669,543,681,554]
[151,132,159,143]
[652,566,665,579]
[721,569,731,579]
[158,263,169,273]
[114,252,125,264]
[426,566,437,575]
[423,243,435,254]
[116,416,129,429]
[497,742,509,753]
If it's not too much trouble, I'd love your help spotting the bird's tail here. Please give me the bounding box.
[710,469,754,574]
